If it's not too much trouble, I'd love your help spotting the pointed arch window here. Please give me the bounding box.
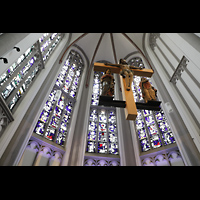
[0,33,63,112]
[34,50,84,147]
[127,57,176,152]
[86,69,119,155]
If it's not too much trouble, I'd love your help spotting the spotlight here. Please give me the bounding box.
[0,57,8,64]
[13,47,20,52]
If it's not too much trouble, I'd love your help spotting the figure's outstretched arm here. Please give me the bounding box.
[129,65,144,70]
[104,63,122,68]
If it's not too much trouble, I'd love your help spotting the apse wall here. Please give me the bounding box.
[143,33,200,165]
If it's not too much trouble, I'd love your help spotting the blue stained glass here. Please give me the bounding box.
[109,111,115,115]
[99,122,107,132]
[162,132,175,145]
[45,127,56,141]
[87,141,96,152]
[143,110,152,116]
[88,131,96,141]
[54,106,62,119]
[63,65,68,71]
[129,58,176,151]
[39,110,50,123]
[136,119,145,129]
[134,76,141,85]
[155,110,165,122]
[108,123,116,132]
[99,112,107,123]
[151,135,162,148]
[33,49,83,147]
[108,115,116,123]
[60,121,67,131]
[140,139,150,152]
[63,84,69,93]
[29,57,35,66]
[136,111,142,119]
[98,142,107,153]
[93,87,99,94]
[50,115,59,129]
[58,96,65,109]
[69,90,76,98]
[133,92,138,102]
[98,132,107,142]
[89,121,97,131]
[158,121,171,133]
[109,133,117,143]
[73,77,79,85]
[62,112,70,122]
[90,110,97,122]
[148,124,158,136]
[109,143,118,154]
[94,78,100,84]
[66,103,72,114]
[71,63,76,70]
[56,129,67,146]
[69,68,74,77]
[137,87,142,94]
[138,128,147,140]
[132,85,137,90]
[66,76,72,86]
[60,69,66,76]
[76,69,81,77]
[56,79,62,87]
[88,70,119,154]
[71,84,77,92]
[145,115,155,126]
[34,121,45,135]
[93,83,99,90]
[48,90,56,102]
[91,94,99,105]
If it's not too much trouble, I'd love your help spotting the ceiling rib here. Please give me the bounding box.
[85,33,105,87]
[110,33,118,64]
[59,33,89,64]
[121,33,154,71]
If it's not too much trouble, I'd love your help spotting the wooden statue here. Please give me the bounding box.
[99,68,125,108]
[118,59,134,91]
[104,59,144,91]
[94,60,159,120]
[100,68,115,96]
[139,77,157,103]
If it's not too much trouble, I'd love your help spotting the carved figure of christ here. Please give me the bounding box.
[93,62,154,120]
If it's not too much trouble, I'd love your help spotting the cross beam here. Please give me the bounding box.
[94,62,154,77]
[94,62,154,120]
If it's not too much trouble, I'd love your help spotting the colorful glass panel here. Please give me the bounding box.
[33,50,84,147]
[128,57,176,152]
[87,107,118,155]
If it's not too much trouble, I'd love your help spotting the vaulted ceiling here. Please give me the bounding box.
[64,33,145,65]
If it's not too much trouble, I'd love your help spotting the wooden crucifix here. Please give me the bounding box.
[94,59,155,121]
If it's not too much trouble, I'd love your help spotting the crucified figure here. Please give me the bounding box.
[105,59,144,91]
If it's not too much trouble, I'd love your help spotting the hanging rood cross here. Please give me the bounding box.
[94,59,160,121]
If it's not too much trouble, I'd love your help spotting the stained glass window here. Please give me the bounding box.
[87,108,118,155]
[86,70,119,155]
[128,57,176,152]
[0,33,63,112]
[91,71,103,105]
[39,33,62,63]
[34,50,84,147]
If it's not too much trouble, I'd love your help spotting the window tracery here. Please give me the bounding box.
[0,33,63,112]
[34,50,84,147]
[86,70,119,155]
[128,57,176,152]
